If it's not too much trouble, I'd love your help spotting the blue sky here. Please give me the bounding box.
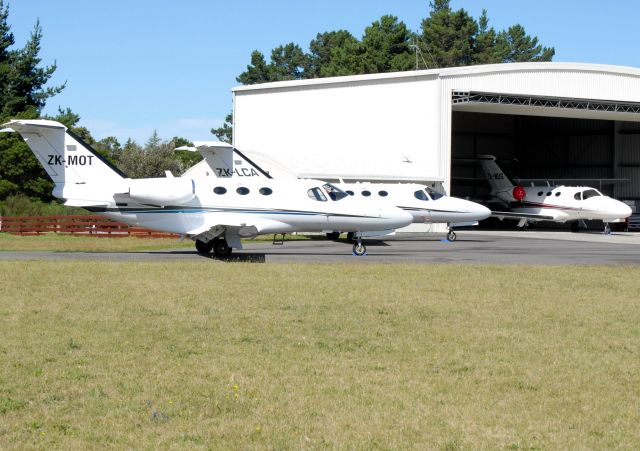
[8,0,640,144]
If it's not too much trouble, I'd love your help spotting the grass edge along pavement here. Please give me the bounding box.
[1,261,639,449]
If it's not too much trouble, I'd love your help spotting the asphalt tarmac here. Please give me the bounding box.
[1,231,640,265]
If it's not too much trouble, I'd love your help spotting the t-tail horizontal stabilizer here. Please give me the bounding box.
[177,141,273,179]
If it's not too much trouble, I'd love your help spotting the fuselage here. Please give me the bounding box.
[336,182,491,225]
[495,185,632,222]
[79,178,413,236]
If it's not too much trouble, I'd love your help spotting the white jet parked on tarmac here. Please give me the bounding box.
[179,143,491,241]
[1,120,412,256]
[333,182,491,241]
[478,155,632,233]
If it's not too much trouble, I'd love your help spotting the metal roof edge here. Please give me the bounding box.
[232,62,640,93]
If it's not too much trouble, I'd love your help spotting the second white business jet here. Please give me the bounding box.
[181,143,491,241]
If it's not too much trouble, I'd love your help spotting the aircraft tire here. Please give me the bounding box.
[447,231,457,241]
[326,232,341,240]
[195,239,214,254]
[352,242,366,256]
[213,238,233,257]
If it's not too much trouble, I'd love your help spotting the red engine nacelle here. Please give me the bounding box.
[512,186,526,202]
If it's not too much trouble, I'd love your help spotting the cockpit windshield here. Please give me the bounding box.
[425,187,444,200]
[323,183,348,201]
[582,189,602,200]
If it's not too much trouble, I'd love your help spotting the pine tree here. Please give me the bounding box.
[0,2,66,201]
[419,0,478,68]
[236,50,272,85]
[0,0,15,113]
[361,15,414,74]
[495,24,555,63]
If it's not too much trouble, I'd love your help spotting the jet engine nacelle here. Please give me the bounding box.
[512,186,526,202]
[128,178,195,206]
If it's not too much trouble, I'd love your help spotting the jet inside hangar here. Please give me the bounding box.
[449,93,640,228]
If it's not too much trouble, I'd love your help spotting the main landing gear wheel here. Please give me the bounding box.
[352,241,367,256]
[326,232,341,240]
[213,238,233,257]
[195,239,213,254]
[604,223,612,235]
[446,230,457,241]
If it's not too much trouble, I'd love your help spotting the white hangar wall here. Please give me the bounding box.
[233,72,444,183]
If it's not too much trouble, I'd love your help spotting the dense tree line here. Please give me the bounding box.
[213,0,554,142]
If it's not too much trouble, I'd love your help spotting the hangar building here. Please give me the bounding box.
[232,63,640,230]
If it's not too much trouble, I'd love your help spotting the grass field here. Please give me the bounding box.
[1,261,639,449]
[0,233,193,252]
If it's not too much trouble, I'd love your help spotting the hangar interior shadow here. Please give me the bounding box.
[450,111,640,229]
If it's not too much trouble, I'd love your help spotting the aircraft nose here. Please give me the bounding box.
[616,202,633,219]
[465,202,492,221]
[381,206,413,229]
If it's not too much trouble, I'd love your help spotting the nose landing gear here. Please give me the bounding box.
[446,229,457,242]
[352,239,367,256]
[351,232,367,256]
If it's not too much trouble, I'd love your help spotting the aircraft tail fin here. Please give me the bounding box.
[477,155,515,193]
[1,119,126,185]
[179,141,297,179]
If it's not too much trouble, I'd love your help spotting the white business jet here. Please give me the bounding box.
[179,144,491,241]
[478,155,632,233]
[333,182,491,241]
[1,120,412,256]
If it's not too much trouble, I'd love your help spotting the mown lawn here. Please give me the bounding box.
[0,233,192,252]
[1,261,639,449]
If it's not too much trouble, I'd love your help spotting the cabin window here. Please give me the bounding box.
[361,190,371,197]
[259,187,273,195]
[414,190,429,201]
[426,188,444,200]
[307,187,327,201]
[213,186,227,195]
[538,191,544,196]
[547,192,552,196]
[378,190,388,197]
[323,183,348,201]
[236,187,250,195]
[555,192,561,197]
[583,189,601,199]
[346,190,354,196]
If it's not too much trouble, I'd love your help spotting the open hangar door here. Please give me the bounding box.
[448,92,640,229]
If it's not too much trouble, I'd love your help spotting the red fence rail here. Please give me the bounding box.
[0,215,180,238]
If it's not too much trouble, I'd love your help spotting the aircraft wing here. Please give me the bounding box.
[491,211,555,221]
[187,216,288,247]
